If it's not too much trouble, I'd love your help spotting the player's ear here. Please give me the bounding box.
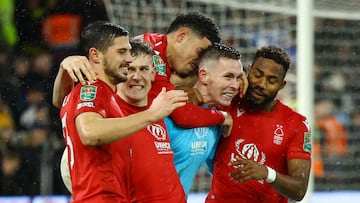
[279,80,287,90]
[89,48,101,63]
[198,68,208,85]
[176,27,190,43]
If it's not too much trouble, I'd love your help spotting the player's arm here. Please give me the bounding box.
[269,159,311,201]
[151,79,227,128]
[53,55,96,108]
[229,119,311,200]
[228,158,310,201]
[76,88,188,146]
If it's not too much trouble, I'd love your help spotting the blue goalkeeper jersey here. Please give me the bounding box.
[164,106,222,197]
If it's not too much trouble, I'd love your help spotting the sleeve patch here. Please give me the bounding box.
[77,102,95,110]
[80,85,97,101]
[153,55,167,76]
[303,132,312,152]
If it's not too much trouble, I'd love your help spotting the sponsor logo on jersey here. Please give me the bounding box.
[190,141,207,155]
[153,55,166,76]
[77,102,95,110]
[232,139,266,184]
[234,139,266,164]
[194,127,209,139]
[191,127,210,155]
[154,141,172,154]
[80,86,97,101]
[147,123,166,140]
[147,124,172,154]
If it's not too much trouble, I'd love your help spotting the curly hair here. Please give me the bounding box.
[253,45,291,73]
[167,11,221,44]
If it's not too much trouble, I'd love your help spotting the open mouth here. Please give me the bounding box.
[222,92,235,99]
[250,90,265,100]
[129,85,144,90]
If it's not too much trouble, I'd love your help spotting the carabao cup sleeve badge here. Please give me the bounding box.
[80,85,97,101]
[153,55,167,76]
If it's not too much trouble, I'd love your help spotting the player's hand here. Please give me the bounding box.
[175,86,204,105]
[221,111,233,137]
[239,72,248,98]
[228,156,268,183]
[60,55,97,85]
[149,87,188,121]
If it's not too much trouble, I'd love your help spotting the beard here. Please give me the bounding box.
[245,86,278,109]
[104,58,128,85]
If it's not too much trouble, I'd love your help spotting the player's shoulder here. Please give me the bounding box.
[277,100,307,121]
[134,33,165,46]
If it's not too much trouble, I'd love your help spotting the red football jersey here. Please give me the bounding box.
[116,97,186,203]
[134,33,225,128]
[206,99,311,203]
[60,80,131,203]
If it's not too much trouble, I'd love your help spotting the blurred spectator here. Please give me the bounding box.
[0,97,16,154]
[314,99,348,157]
[312,126,325,179]
[18,119,64,195]
[0,145,23,195]
[21,121,49,147]
[313,99,349,181]
[19,121,49,195]
[41,0,82,59]
[77,0,108,27]
[18,86,47,130]
[41,0,108,63]
[349,110,360,133]
[14,0,48,56]
[11,55,32,110]
[0,46,16,109]
[0,97,14,130]
[0,0,18,52]
[28,52,55,101]
[322,70,347,93]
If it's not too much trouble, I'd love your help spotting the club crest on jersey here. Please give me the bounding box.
[273,124,284,145]
[80,85,97,101]
[153,55,166,76]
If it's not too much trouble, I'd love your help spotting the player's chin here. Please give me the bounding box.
[218,99,232,107]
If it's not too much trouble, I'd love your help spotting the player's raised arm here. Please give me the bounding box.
[52,55,96,108]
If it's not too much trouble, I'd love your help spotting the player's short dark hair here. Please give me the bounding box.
[130,39,153,58]
[167,11,221,44]
[253,45,291,74]
[199,42,241,66]
[80,21,129,55]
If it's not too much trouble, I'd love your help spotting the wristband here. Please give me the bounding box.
[265,166,277,183]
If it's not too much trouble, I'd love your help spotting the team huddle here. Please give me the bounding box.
[53,11,312,203]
